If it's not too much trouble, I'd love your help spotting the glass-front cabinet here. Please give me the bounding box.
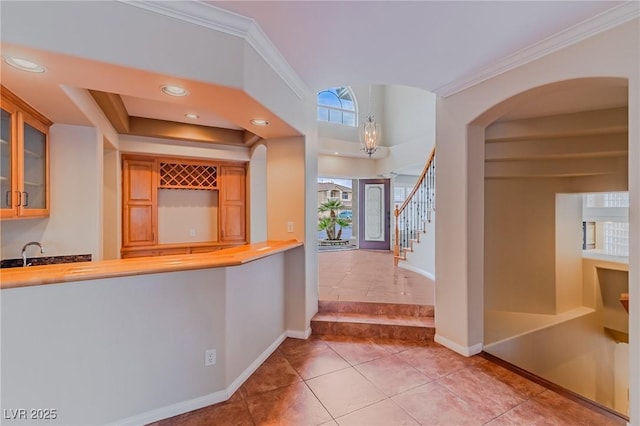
[1,85,51,219]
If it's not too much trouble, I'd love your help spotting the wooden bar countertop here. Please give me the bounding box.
[0,240,303,290]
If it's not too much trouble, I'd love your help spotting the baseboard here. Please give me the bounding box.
[287,327,312,339]
[111,332,288,426]
[434,334,483,357]
[226,332,288,397]
[111,389,228,426]
[397,262,435,281]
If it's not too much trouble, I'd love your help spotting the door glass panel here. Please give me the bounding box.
[22,122,46,209]
[1,108,12,209]
[358,178,391,250]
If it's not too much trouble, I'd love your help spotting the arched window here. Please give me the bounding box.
[317,87,356,126]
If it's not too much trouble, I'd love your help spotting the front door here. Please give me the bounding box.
[358,179,390,250]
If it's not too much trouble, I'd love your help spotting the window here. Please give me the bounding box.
[330,190,340,198]
[603,222,629,256]
[582,192,629,257]
[341,192,349,200]
[317,87,356,126]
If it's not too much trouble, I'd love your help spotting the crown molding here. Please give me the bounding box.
[435,1,640,98]
[119,1,311,100]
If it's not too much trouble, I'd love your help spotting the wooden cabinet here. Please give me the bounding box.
[121,155,247,257]
[120,242,236,259]
[122,157,157,246]
[220,165,246,242]
[1,86,52,220]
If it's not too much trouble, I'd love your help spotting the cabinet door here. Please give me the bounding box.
[18,111,49,217]
[0,104,18,218]
[220,165,246,242]
[123,158,157,246]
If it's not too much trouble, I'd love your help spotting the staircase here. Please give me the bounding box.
[311,301,435,341]
[394,147,436,266]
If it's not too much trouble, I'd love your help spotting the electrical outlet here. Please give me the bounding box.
[205,349,216,366]
[189,229,196,237]
[287,221,294,233]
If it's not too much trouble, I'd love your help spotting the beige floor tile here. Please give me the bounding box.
[396,345,472,379]
[485,389,624,426]
[153,338,625,426]
[239,355,302,397]
[305,368,386,418]
[325,337,392,365]
[355,354,431,396]
[437,367,526,417]
[245,382,332,426]
[284,344,351,379]
[318,250,435,305]
[392,382,495,425]
[335,398,419,426]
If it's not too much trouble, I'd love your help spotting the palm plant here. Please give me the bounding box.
[318,217,336,240]
[335,218,351,240]
[318,199,348,241]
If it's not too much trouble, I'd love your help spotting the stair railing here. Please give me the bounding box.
[393,147,436,266]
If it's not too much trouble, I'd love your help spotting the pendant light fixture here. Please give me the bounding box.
[360,85,380,157]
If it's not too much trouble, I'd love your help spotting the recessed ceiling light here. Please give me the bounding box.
[334,152,340,155]
[185,113,199,119]
[4,56,46,73]
[250,119,269,126]
[161,85,189,97]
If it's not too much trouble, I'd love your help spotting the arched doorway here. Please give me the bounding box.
[474,78,630,416]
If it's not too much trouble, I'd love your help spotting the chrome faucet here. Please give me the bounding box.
[22,241,44,267]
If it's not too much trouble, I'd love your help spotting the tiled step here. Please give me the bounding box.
[312,301,435,341]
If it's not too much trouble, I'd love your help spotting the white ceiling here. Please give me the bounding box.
[210,0,628,93]
[0,1,634,134]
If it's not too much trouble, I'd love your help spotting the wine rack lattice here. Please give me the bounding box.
[159,162,217,190]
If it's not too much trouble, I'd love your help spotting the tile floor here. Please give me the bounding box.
[149,335,623,426]
[318,249,434,305]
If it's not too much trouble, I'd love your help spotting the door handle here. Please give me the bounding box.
[5,191,11,207]
[22,191,28,207]
[16,191,21,206]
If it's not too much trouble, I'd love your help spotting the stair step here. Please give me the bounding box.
[313,301,435,341]
[318,301,434,317]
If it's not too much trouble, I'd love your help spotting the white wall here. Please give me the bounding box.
[1,268,227,426]
[377,86,436,177]
[484,179,557,313]
[1,125,101,261]
[555,194,584,313]
[119,135,250,162]
[266,137,305,241]
[317,85,435,179]
[435,17,639,422]
[485,250,631,418]
[485,312,626,414]
[2,2,246,94]
[398,216,435,280]
[1,252,302,425]
[157,190,219,244]
[249,143,268,242]
[394,173,436,279]
[317,154,377,179]
[225,255,285,383]
[102,142,119,260]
